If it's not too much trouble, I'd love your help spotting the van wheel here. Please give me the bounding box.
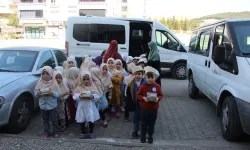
[172,63,186,80]
[188,74,199,99]
[221,96,243,141]
[8,96,32,133]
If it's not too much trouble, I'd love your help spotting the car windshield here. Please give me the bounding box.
[0,50,38,72]
[231,21,250,54]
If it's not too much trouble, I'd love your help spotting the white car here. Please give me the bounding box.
[66,16,188,79]
[187,19,250,141]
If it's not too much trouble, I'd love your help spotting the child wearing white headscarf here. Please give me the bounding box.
[73,70,100,139]
[54,71,70,132]
[34,66,61,138]
[65,67,79,122]
[80,57,97,71]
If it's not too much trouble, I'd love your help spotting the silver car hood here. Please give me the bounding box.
[0,72,30,89]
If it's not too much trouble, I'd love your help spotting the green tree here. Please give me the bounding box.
[183,18,188,31]
[8,14,19,26]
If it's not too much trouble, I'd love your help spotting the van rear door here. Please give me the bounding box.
[89,19,129,57]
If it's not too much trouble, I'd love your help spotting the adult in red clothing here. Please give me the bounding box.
[136,71,163,144]
[103,40,122,63]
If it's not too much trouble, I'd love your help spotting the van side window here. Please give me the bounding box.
[196,31,211,56]
[155,30,179,51]
[213,24,237,74]
[90,24,125,44]
[73,24,90,42]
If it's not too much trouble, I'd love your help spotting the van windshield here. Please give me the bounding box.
[231,21,250,54]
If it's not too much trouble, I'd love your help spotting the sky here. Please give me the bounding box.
[146,0,250,18]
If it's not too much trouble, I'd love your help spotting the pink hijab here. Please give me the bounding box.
[35,66,60,93]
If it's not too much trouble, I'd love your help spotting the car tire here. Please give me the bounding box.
[8,96,32,133]
[188,74,199,99]
[221,96,243,141]
[172,63,186,80]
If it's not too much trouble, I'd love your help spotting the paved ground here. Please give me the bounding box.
[1,78,250,149]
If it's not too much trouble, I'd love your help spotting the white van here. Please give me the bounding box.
[187,19,250,141]
[66,16,188,79]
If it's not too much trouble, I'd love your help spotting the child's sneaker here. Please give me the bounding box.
[131,132,139,139]
[148,136,153,144]
[79,134,89,139]
[42,134,49,138]
[104,113,110,121]
[116,111,120,118]
[89,134,96,139]
[54,133,60,138]
[111,106,116,112]
[140,137,146,143]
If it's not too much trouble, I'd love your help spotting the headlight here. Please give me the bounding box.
[0,97,5,109]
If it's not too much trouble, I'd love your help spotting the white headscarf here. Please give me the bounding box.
[54,71,69,95]
[126,56,133,64]
[80,57,96,71]
[67,56,77,68]
[66,67,79,92]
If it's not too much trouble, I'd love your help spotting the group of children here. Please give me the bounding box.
[34,52,163,144]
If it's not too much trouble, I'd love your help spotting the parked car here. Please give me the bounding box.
[66,16,188,79]
[0,47,67,133]
[187,19,250,141]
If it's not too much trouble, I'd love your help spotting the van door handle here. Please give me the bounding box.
[120,47,126,50]
[205,60,207,66]
[208,60,211,68]
[77,43,90,46]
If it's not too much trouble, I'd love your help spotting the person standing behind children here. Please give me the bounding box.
[73,70,100,139]
[54,71,70,132]
[136,68,163,144]
[34,66,61,138]
[126,66,146,139]
[107,58,122,118]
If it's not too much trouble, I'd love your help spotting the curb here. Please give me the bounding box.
[1,133,249,149]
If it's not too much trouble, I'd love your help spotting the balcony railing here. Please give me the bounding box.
[19,0,46,4]
[78,0,105,4]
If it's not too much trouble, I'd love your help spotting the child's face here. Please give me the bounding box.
[56,74,62,84]
[68,61,74,68]
[42,70,51,81]
[102,65,108,74]
[82,75,91,86]
[108,60,115,69]
[146,75,155,84]
[116,62,122,70]
[134,72,143,81]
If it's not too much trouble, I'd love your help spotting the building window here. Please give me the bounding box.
[20,0,45,3]
[51,0,56,3]
[121,6,127,12]
[20,10,43,18]
[122,0,127,3]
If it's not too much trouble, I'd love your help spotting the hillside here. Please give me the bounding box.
[192,11,250,21]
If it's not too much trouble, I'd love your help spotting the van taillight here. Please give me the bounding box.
[65,41,69,56]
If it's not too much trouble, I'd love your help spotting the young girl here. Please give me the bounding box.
[80,57,96,71]
[65,67,79,122]
[73,70,100,139]
[107,58,122,118]
[34,66,61,138]
[90,67,110,128]
[99,63,113,123]
[54,71,70,132]
[67,56,77,68]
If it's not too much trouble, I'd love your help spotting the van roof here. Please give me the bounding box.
[67,16,168,30]
[192,18,250,31]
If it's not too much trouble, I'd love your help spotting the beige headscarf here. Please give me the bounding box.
[90,67,104,95]
[127,62,136,73]
[67,56,77,68]
[74,70,99,94]
[35,66,60,93]
[107,58,120,76]
[100,63,113,89]
[54,71,69,95]
[80,57,96,71]
[66,67,79,92]
[144,66,160,78]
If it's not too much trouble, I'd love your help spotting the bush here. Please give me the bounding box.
[8,32,20,39]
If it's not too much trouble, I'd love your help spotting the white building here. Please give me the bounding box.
[0,0,16,26]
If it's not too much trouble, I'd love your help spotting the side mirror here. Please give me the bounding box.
[213,46,225,64]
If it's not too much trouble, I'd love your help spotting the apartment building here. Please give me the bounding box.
[0,0,16,26]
